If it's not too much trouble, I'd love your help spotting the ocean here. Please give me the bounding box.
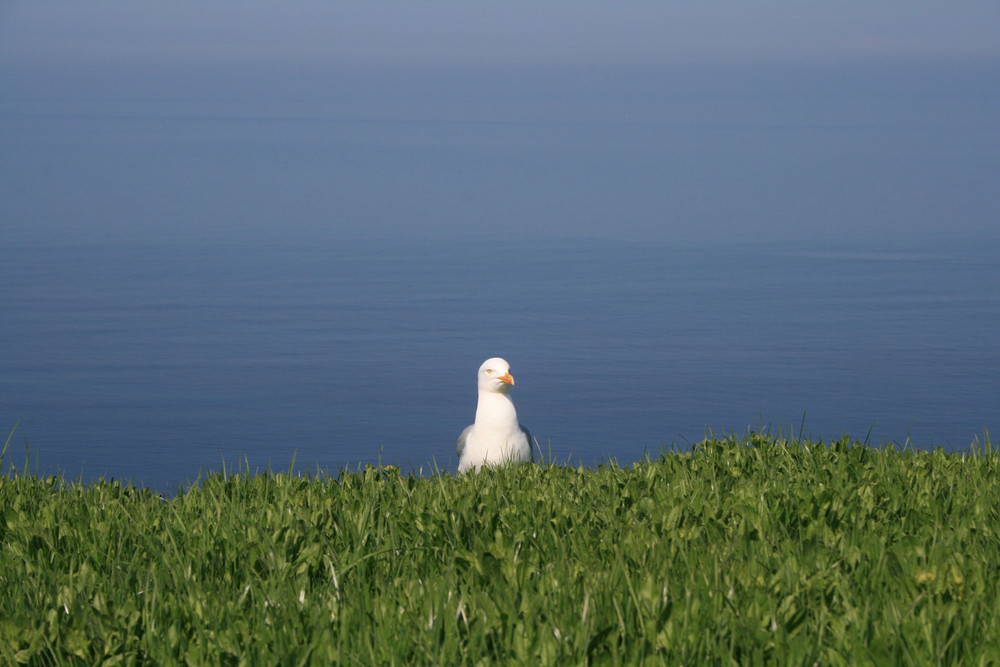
[2,63,998,489]
[2,233,997,489]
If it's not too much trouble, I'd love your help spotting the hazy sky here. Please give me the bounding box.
[2,2,998,245]
[2,1,1000,68]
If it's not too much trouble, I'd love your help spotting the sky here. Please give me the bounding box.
[2,1,1000,68]
[1,2,998,245]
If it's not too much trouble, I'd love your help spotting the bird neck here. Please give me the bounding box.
[475,392,517,430]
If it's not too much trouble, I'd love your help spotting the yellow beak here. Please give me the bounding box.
[499,372,515,386]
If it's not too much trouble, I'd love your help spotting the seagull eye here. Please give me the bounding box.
[485,369,493,374]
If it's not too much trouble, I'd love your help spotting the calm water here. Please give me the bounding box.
[2,234,997,489]
[2,63,998,489]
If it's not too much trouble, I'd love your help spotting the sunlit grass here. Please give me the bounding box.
[2,429,999,663]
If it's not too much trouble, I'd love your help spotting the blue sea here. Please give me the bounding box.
[2,63,998,489]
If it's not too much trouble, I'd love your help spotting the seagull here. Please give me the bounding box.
[456,357,533,473]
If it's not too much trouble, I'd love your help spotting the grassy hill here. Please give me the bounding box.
[2,432,998,664]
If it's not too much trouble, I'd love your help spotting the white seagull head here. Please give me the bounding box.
[477,357,515,395]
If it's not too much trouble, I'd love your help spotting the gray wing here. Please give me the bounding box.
[520,424,534,462]
[457,424,474,460]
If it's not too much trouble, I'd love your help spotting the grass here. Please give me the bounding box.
[2,428,1000,665]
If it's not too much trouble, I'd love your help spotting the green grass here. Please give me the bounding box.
[2,429,1000,665]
